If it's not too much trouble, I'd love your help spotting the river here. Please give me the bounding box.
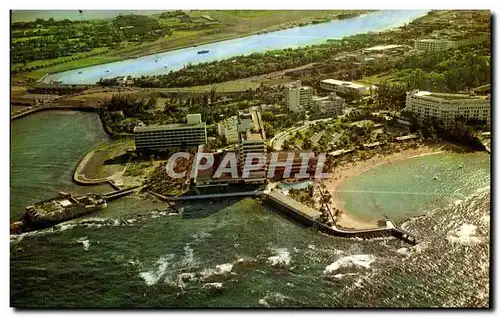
[10,110,490,308]
[44,10,429,85]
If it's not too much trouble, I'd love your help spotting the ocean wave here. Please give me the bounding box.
[76,237,90,251]
[447,223,482,245]
[257,292,289,307]
[266,248,291,267]
[323,254,376,275]
[138,254,175,286]
[200,263,234,280]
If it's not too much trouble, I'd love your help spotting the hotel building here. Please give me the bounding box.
[414,39,455,52]
[312,93,345,116]
[133,114,207,153]
[405,90,490,125]
[217,115,238,144]
[238,110,267,183]
[285,80,313,113]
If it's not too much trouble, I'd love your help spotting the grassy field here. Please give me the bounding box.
[12,10,368,81]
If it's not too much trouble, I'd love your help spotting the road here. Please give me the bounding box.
[270,118,332,151]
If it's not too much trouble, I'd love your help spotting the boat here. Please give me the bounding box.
[78,71,83,74]
[11,192,107,234]
[105,70,109,73]
[197,50,209,54]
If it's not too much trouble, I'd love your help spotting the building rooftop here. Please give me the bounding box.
[134,122,206,133]
[416,38,453,43]
[321,79,366,89]
[412,90,489,101]
[363,44,404,51]
[239,110,266,142]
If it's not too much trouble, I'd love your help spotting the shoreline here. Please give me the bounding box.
[323,142,454,229]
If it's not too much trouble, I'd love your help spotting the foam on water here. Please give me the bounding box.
[200,262,234,279]
[323,254,376,275]
[447,223,482,245]
[76,237,90,251]
[138,254,175,286]
[267,248,291,267]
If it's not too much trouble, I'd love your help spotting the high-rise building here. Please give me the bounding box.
[237,110,267,183]
[405,90,490,125]
[217,116,238,144]
[133,114,207,153]
[285,81,313,113]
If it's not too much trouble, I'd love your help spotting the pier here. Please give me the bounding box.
[166,191,262,201]
[103,186,141,201]
[263,191,418,245]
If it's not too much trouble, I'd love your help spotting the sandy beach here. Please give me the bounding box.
[322,142,454,229]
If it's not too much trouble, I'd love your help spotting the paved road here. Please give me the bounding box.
[270,118,332,151]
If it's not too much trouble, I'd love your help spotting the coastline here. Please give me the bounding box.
[323,142,454,229]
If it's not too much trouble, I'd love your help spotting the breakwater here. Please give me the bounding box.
[263,191,418,245]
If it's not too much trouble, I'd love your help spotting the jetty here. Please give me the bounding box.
[264,191,418,245]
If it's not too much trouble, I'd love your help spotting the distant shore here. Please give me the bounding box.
[19,11,372,82]
[323,142,463,229]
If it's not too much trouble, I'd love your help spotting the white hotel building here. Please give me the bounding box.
[217,115,238,144]
[237,110,267,183]
[285,80,313,113]
[414,39,455,52]
[405,90,490,125]
[133,114,207,153]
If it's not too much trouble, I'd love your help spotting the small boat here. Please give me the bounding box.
[155,59,158,63]
[197,50,209,54]
[78,71,82,74]
[105,70,109,73]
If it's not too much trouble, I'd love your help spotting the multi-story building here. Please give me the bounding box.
[312,93,345,116]
[285,80,313,113]
[414,39,455,52]
[320,79,367,96]
[237,110,267,183]
[133,114,207,153]
[405,90,490,125]
[217,115,238,143]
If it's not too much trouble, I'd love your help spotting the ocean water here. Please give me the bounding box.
[10,111,110,220]
[10,112,490,307]
[44,10,429,84]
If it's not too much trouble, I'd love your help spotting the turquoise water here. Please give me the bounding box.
[336,153,490,222]
[10,112,490,308]
[44,10,428,84]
